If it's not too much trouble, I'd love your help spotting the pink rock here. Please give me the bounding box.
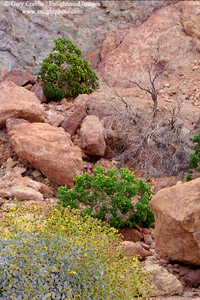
[6,118,30,132]
[8,123,83,187]
[94,158,118,172]
[80,115,106,157]
[97,3,200,87]
[0,81,45,127]
[62,94,89,136]
[0,170,52,202]
[12,177,52,198]
[120,241,152,260]
[183,269,200,288]
[119,227,144,243]
[150,178,200,266]
[44,110,65,127]
[2,68,36,86]
[10,184,44,202]
[86,91,127,120]
[31,82,47,103]
[23,84,33,90]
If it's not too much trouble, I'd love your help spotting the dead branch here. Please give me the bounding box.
[125,65,164,118]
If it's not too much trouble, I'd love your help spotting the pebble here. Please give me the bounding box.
[183,291,195,297]
[144,234,153,245]
[32,170,42,178]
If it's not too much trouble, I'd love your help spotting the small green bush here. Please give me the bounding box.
[187,132,200,181]
[37,37,99,101]
[57,166,154,229]
[0,204,151,299]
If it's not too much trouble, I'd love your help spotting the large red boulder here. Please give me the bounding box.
[150,178,200,266]
[62,94,89,136]
[2,68,36,86]
[80,115,106,157]
[0,81,45,127]
[8,123,83,187]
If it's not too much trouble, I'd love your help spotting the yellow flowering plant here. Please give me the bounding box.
[0,203,151,299]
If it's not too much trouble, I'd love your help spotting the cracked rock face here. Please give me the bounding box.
[97,1,200,88]
[150,178,200,266]
[0,1,171,74]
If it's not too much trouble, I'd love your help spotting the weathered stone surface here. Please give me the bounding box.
[10,185,44,202]
[80,115,106,157]
[119,227,144,243]
[144,264,183,297]
[44,110,65,127]
[8,123,83,186]
[31,82,47,103]
[23,83,33,90]
[94,158,118,172]
[183,269,200,288]
[0,173,52,202]
[120,241,152,260]
[2,68,36,86]
[98,2,200,87]
[12,177,52,199]
[150,176,178,194]
[6,118,30,132]
[150,178,200,265]
[0,81,45,127]
[62,94,89,136]
[0,1,170,74]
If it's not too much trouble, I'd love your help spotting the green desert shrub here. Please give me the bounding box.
[187,132,200,181]
[57,166,154,229]
[37,37,99,101]
[0,204,150,300]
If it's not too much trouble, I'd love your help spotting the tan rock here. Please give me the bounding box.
[10,184,44,202]
[2,68,36,86]
[12,177,52,198]
[119,227,144,243]
[24,84,33,90]
[144,264,183,297]
[150,178,200,265]
[0,171,52,202]
[0,81,45,127]
[62,94,89,136]
[8,123,83,186]
[31,81,47,103]
[94,158,118,172]
[80,115,106,157]
[44,110,65,127]
[120,241,152,260]
[6,118,30,132]
[151,176,178,194]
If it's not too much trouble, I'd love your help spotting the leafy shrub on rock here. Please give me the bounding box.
[37,38,99,101]
[0,204,150,299]
[57,166,154,229]
[187,132,200,181]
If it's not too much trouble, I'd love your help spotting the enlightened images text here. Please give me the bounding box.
[4,1,100,8]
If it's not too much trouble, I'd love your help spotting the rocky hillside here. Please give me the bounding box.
[0,0,173,73]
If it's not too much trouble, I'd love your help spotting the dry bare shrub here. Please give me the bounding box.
[101,95,197,178]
